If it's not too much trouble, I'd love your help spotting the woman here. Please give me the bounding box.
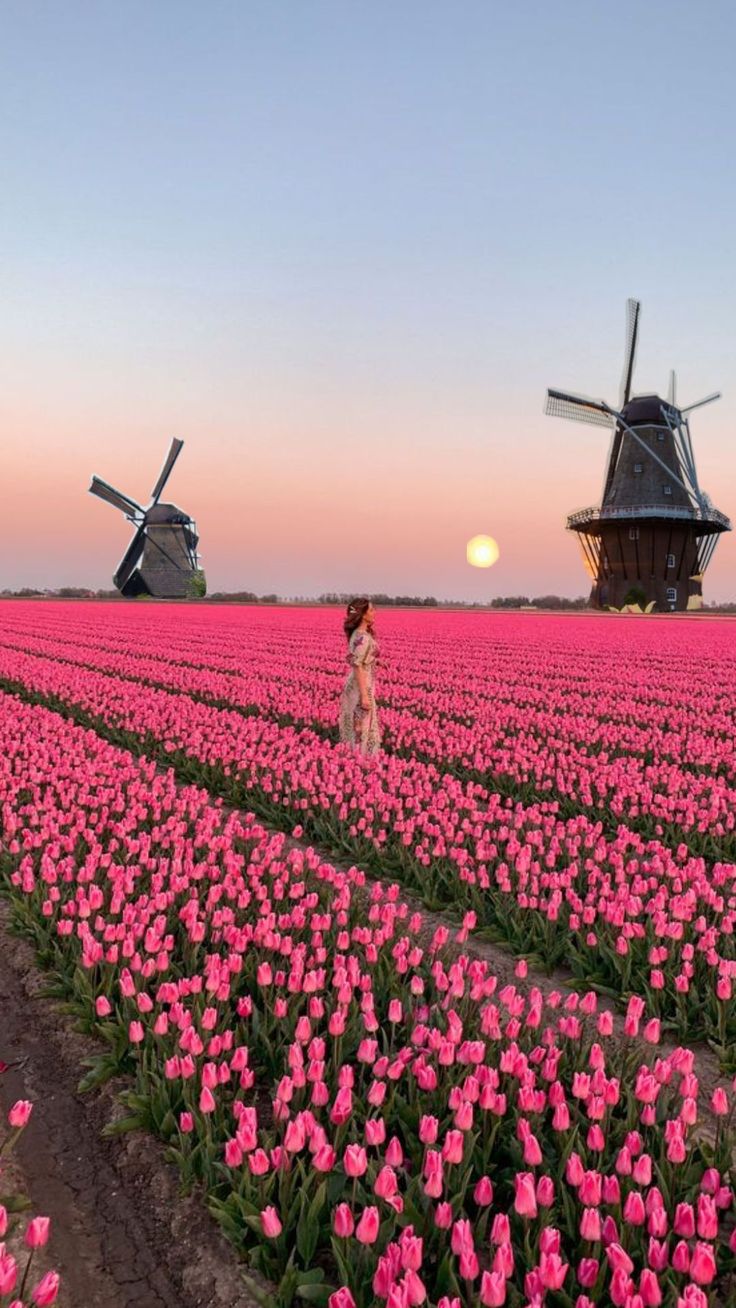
[339,597,381,756]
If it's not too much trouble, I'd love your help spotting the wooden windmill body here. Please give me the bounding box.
[546,300,730,611]
[89,439,203,598]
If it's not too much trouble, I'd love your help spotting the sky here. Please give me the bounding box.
[2,0,736,600]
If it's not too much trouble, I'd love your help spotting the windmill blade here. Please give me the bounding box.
[545,389,615,429]
[113,523,147,592]
[620,298,641,407]
[680,392,721,415]
[89,477,143,519]
[150,438,184,504]
[668,370,677,405]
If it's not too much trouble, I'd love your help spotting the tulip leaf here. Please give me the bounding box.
[101,1113,146,1137]
[296,1285,332,1303]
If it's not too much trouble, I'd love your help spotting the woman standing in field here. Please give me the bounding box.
[339,598,382,756]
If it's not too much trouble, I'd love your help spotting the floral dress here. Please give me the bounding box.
[339,628,381,756]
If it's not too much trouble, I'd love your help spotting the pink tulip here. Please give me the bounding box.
[689,1242,716,1285]
[8,1100,33,1128]
[513,1172,538,1217]
[355,1206,380,1244]
[479,1271,506,1305]
[328,1291,357,1308]
[639,1268,662,1306]
[333,1204,354,1238]
[711,1087,729,1115]
[260,1206,282,1237]
[0,1253,18,1295]
[25,1217,51,1248]
[344,1144,367,1177]
[577,1257,599,1288]
[32,1272,61,1306]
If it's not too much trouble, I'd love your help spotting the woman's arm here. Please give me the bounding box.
[355,664,371,709]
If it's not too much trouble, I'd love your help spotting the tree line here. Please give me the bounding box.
[4,587,736,612]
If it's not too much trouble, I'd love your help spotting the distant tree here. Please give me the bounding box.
[185,570,207,599]
[58,586,95,598]
[621,587,648,610]
[531,595,589,610]
[491,596,530,609]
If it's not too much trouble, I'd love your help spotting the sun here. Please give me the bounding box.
[466,535,500,568]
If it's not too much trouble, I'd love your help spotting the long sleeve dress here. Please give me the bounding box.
[338,628,382,756]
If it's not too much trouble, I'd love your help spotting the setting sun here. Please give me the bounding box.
[466,534,500,568]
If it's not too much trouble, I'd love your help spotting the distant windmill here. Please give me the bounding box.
[89,439,203,598]
[545,299,730,611]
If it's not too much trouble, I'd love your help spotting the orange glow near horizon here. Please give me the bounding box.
[3,388,736,602]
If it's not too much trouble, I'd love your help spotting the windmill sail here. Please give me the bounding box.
[545,389,615,429]
[89,477,143,518]
[113,523,147,592]
[150,438,184,504]
[620,298,641,407]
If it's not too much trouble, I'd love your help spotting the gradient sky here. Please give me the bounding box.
[3,1,736,599]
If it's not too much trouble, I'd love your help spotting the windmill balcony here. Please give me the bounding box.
[567,503,731,532]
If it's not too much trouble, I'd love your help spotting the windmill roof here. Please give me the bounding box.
[146,503,191,524]
[621,394,674,425]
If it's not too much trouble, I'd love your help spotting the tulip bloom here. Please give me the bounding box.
[355,1206,380,1244]
[260,1206,283,1238]
[333,1204,354,1238]
[32,1271,61,1306]
[25,1217,51,1248]
[513,1172,538,1218]
[480,1271,506,1305]
[8,1100,33,1129]
[344,1144,368,1177]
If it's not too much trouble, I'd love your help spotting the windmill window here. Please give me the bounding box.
[667,553,676,568]
[633,463,643,474]
[657,432,666,442]
[663,485,673,496]
[666,587,677,603]
[629,528,639,540]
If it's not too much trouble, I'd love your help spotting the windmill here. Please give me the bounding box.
[545,299,730,611]
[89,438,204,598]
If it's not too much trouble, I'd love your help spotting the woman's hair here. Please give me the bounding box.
[344,597,371,641]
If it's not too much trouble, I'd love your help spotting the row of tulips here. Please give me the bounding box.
[0,689,734,1307]
[0,1086,60,1306]
[3,603,736,753]
[1,612,736,857]
[5,603,736,772]
[0,645,734,1055]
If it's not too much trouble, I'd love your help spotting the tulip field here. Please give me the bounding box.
[0,601,735,1307]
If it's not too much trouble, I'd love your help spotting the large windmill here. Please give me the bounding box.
[545,299,730,611]
[89,439,204,598]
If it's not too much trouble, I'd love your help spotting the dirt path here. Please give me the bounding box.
[0,904,260,1308]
